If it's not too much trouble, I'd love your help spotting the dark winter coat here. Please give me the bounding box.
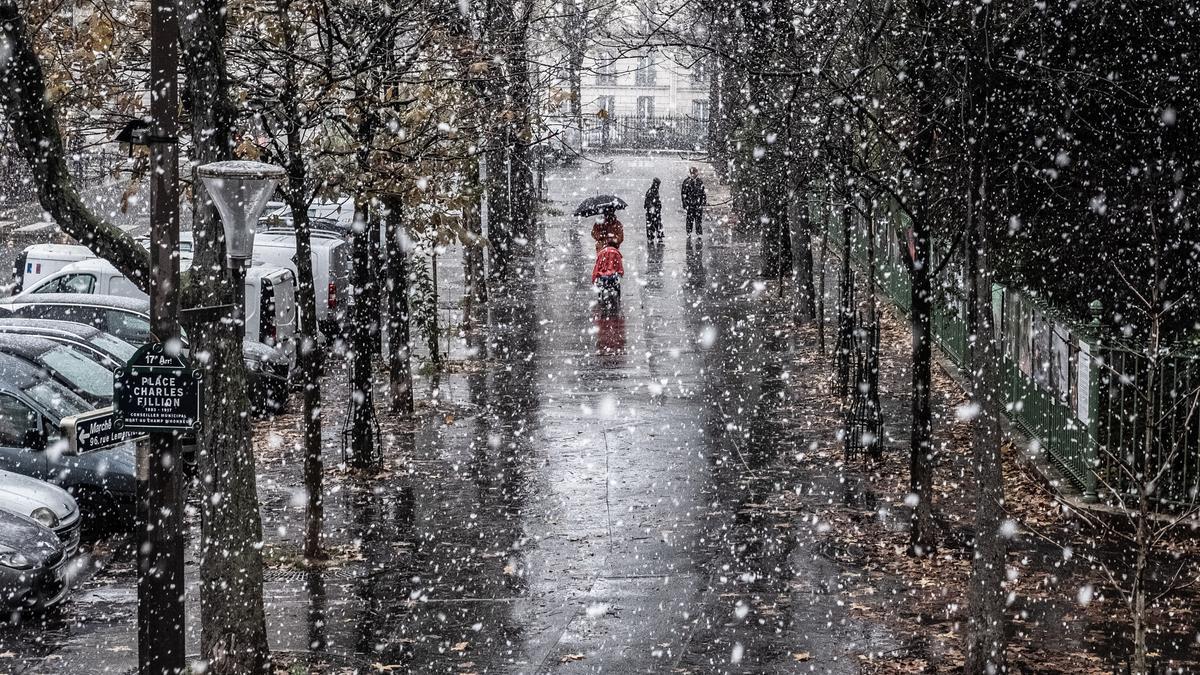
[681,175,707,212]
[644,183,662,217]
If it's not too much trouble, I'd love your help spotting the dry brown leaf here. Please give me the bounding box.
[793,651,811,661]
[451,641,469,652]
[560,653,585,663]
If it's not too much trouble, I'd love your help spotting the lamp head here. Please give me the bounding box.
[198,160,286,266]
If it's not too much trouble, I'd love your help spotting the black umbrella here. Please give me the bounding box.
[573,195,627,217]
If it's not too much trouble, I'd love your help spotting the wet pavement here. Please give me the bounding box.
[0,155,897,673]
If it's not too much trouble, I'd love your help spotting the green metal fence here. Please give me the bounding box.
[818,197,1200,506]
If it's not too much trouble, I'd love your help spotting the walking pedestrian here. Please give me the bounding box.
[681,167,707,236]
[644,178,663,243]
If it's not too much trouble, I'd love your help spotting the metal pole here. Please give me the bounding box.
[140,0,185,669]
[233,263,247,342]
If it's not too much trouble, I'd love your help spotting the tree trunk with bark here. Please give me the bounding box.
[792,184,817,323]
[271,0,324,562]
[903,0,941,557]
[384,198,414,415]
[179,0,271,670]
[348,198,380,469]
[962,48,1007,666]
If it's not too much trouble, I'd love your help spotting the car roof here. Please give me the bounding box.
[0,352,45,390]
[0,333,63,360]
[0,318,103,339]
[55,258,121,274]
[0,293,149,313]
[21,243,94,259]
[256,230,344,249]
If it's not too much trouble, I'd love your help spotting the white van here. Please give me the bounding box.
[16,258,298,360]
[11,244,95,293]
[252,229,350,339]
[260,197,356,232]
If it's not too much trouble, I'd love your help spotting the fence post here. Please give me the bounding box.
[1081,299,1103,503]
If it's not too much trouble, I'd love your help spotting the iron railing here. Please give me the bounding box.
[579,114,709,151]
[819,197,1200,507]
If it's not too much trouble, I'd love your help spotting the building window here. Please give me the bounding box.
[635,52,657,86]
[691,100,710,121]
[597,95,616,115]
[690,59,709,86]
[637,96,655,121]
[595,54,617,85]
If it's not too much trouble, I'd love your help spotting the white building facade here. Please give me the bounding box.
[578,47,710,120]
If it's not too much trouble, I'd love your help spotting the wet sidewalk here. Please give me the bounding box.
[0,156,897,673]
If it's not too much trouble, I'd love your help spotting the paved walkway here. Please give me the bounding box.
[0,155,896,673]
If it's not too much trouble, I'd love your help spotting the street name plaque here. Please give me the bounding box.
[113,343,204,433]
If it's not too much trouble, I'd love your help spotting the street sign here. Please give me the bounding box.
[61,407,145,454]
[113,342,204,433]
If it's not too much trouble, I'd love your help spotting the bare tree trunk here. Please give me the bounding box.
[904,0,941,557]
[1130,313,1160,675]
[792,186,817,322]
[272,0,324,562]
[179,0,270,670]
[462,156,488,310]
[908,214,936,555]
[348,198,380,469]
[963,37,1007,662]
[384,198,414,415]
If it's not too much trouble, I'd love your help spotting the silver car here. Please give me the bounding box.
[0,508,69,612]
[0,470,80,556]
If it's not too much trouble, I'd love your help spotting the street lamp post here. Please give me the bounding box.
[140,0,183,670]
[198,161,286,340]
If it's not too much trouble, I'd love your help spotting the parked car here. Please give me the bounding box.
[0,352,135,522]
[260,197,356,232]
[0,334,116,406]
[0,470,80,556]
[16,257,298,361]
[10,244,94,294]
[0,318,136,369]
[252,229,351,340]
[0,295,290,414]
[0,508,70,612]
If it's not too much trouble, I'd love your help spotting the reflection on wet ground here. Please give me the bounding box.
[0,156,896,673]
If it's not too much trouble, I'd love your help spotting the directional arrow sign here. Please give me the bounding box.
[61,407,145,455]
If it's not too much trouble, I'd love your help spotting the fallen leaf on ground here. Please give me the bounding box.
[452,641,469,652]
[793,651,811,661]
[560,653,585,663]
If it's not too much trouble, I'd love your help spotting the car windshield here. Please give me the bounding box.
[38,346,114,400]
[91,333,137,361]
[23,380,90,422]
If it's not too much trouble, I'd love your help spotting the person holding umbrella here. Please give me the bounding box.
[591,207,625,252]
[574,194,628,252]
[575,194,628,302]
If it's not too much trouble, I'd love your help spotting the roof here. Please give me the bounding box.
[0,353,42,390]
[0,318,102,339]
[21,243,95,260]
[255,230,345,250]
[55,258,121,274]
[0,293,150,314]
[0,333,61,360]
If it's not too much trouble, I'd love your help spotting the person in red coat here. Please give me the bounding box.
[592,245,624,285]
[591,207,625,252]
